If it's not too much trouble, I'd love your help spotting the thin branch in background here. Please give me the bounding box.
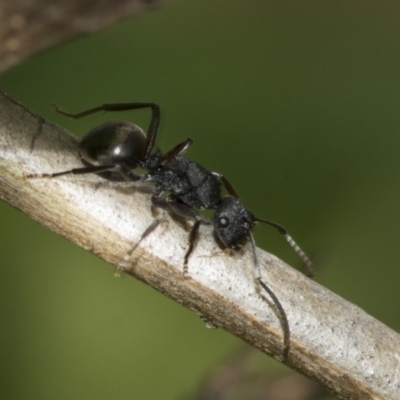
[0,0,163,75]
[191,344,328,400]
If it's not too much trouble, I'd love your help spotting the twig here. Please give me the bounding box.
[1,91,399,400]
[0,0,162,74]
[192,344,327,400]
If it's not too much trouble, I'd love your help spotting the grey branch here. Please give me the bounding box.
[0,0,162,74]
[0,91,399,400]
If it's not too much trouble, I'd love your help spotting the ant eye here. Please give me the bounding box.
[218,217,229,228]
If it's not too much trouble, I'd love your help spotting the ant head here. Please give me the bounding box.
[215,197,315,277]
[213,196,255,250]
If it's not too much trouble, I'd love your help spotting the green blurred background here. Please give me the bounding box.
[1,1,400,399]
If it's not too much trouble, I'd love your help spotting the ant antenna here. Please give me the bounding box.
[254,217,315,278]
[249,233,289,361]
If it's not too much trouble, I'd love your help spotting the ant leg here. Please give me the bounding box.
[167,200,203,276]
[53,102,160,163]
[162,139,193,164]
[120,192,166,269]
[152,194,203,276]
[121,218,163,268]
[26,164,142,181]
[183,219,201,275]
[249,233,290,361]
[167,197,202,276]
[212,172,240,198]
[27,164,119,179]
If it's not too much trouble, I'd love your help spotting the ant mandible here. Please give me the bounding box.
[28,102,314,361]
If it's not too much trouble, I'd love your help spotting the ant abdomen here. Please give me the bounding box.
[80,121,147,170]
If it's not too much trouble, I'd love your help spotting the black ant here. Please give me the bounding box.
[28,102,314,361]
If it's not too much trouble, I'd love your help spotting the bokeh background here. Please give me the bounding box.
[1,1,400,399]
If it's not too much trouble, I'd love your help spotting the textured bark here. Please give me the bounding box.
[1,91,400,399]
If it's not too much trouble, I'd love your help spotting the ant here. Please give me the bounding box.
[28,102,314,361]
